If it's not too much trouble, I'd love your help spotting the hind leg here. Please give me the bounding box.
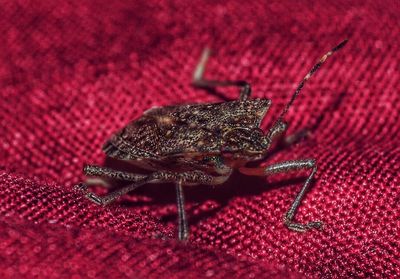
[193,48,251,101]
[77,164,231,240]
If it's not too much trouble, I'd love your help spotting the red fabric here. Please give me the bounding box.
[1,0,399,278]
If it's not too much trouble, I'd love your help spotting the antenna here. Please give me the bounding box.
[275,39,348,124]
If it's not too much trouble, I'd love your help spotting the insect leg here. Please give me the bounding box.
[80,165,231,239]
[193,48,251,101]
[83,165,148,182]
[171,170,231,240]
[78,165,150,205]
[266,120,287,143]
[175,180,189,240]
[81,180,149,205]
[266,118,310,152]
[239,159,323,232]
[282,129,310,147]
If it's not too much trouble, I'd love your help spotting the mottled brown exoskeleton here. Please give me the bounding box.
[77,40,348,240]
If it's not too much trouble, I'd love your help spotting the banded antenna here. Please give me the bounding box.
[275,39,348,124]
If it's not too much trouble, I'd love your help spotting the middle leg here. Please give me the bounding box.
[175,180,188,240]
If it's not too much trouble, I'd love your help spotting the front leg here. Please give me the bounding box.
[239,159,323,232]
[267,120,287,141]
[267,120,310,148]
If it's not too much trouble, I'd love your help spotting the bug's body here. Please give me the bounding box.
[104,99,271,161]
[77,40,348,240]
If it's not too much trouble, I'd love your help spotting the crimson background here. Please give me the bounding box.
[0,0,399,278]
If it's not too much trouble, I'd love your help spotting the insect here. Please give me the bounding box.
[76,40,348,240]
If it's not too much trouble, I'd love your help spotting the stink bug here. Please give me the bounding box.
[77,40,348,240]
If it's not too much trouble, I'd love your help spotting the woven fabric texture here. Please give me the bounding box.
[0,1,399,278]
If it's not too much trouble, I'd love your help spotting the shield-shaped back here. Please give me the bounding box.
[103,99,271,159]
